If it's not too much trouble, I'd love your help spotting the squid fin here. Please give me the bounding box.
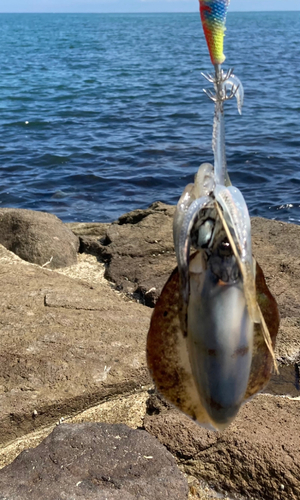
[147,266,214,429]
[244,261,280,398]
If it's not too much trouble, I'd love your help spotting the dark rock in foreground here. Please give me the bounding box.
[0,208,79,269]
[0,423,189,500]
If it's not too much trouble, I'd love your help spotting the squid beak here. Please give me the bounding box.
[187,258,253,429]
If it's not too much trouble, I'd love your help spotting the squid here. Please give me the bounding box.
[147,0,279,431]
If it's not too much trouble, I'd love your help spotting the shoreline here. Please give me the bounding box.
[0,203,299,499]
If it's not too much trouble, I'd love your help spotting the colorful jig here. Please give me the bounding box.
[199,0,230,65]
[147,1,279,431]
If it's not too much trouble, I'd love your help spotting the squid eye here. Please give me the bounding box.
[191,218,215,249]
[218,238,232,257]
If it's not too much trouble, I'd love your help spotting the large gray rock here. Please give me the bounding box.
[0,208,79,269]
[0,423,189,500]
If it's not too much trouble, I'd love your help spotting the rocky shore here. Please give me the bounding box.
[0,204,299,499]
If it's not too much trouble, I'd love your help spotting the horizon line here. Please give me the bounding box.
[0,10,299,14]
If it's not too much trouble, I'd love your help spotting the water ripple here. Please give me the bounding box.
[0,12,299,223]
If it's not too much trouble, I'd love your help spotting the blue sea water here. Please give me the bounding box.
[0,12,299,223]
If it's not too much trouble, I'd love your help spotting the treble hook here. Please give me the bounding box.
[202,67,243,107]
[201,63,244,186]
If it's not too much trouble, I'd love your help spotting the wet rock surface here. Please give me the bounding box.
[0,423,189,500]
[0,208,79,269]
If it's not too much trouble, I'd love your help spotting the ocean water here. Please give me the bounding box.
[0,12,299,223]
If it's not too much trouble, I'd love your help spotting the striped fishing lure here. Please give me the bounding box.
[199,0,230,65]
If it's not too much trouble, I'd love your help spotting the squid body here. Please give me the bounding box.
[147,0,279,431]
[147,159,279,431]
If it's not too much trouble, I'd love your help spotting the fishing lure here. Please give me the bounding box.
[199,0,230,65]
[147,1,279,431]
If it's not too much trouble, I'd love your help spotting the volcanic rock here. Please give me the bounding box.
[0,204,299,500]
[0,423,189,500]
[69,205,300,365]
[0,244,151,447]
[251,217,300,363]
[69,202,177,307]
[0,208,79,269]
[144,392,300,500]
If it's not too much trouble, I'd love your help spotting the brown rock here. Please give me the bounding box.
[0,208,79,269]
[0,205,299,500]
[0,423,189,500]
[70,202,177,306]
[251,217,300,363]
[0,244,151,447]
[144,393,300,500]
[67,207,300,408]
[69,207,300,365]
[69,207,300,325]
[65,222,110,238]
